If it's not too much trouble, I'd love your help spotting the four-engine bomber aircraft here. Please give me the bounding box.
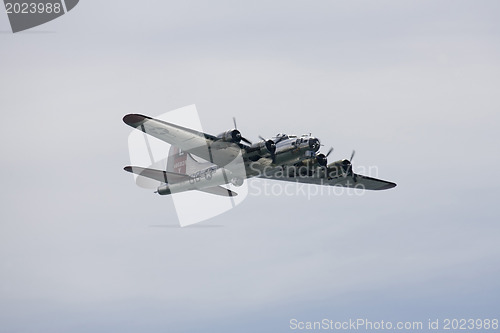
[123,114,396,197]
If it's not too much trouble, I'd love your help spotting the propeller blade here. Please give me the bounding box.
[275,135,286,144]
[326,147,334,157]
[241,137,252,145]
[343,150,356,176]
[258,135,265,141]
[232,117,251,144]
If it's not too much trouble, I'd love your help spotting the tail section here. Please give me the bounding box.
[125,146,233,197]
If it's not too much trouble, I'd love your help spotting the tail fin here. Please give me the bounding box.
[167,146,214,175]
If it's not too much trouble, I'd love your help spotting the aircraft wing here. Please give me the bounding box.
[123,114,243,167]
[259,170,396,191]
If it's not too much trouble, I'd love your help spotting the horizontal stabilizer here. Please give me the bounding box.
[124,166,191,183]
[198,186,238,197]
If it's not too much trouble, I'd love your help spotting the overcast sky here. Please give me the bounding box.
[1,1,499,332]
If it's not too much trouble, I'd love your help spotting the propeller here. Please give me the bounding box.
[232,117,252,145]
[349,150,357,182]
[341,149,356,177]
[326,147,334,157]
[274,134,287,145]
[316,147,333,167]
[349,150,356,163]
[241,136,252,146]
[261,133,287,163]
[259,135,277,163]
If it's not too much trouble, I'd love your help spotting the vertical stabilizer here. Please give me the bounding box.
[167,146,215,175]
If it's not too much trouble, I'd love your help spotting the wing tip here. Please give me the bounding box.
[354,174,397,190]
[378,182,397,190]
[123,114,151,127]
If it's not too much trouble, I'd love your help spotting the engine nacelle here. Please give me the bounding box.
[157,184,172,195]
[217,129,242,143]
[246,140,276,159]
[295,158,317,168]
[327,159,352,177]
[316,153,327,167]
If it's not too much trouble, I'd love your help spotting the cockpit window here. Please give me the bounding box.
[274,133,288,140]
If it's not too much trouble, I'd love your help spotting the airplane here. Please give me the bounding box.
[123,114,396,197]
